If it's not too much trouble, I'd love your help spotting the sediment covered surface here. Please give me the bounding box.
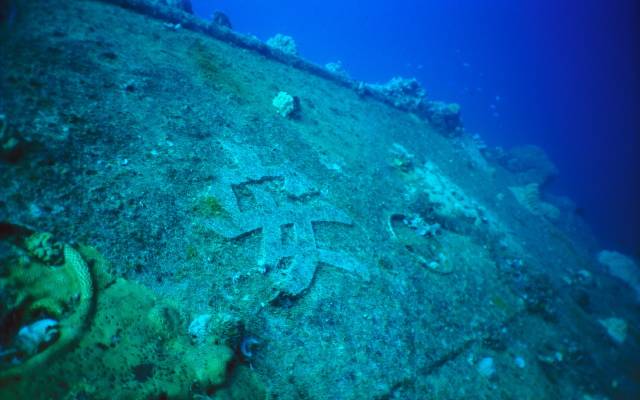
[0,1,638,399]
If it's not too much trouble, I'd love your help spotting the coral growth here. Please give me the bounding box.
[325,61,349,79]
[24,232,63,265]
[188,314,213,345]
[0,236,94,381]
[272,91,299,118]
[424,101,463,136]
[364,77,427,112]
[0,230,237,398]
[266,34,298,55]
[362,79,465,136]
[414,161,492,227]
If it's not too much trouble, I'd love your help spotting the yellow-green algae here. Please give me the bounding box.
[24,232,64,264]
[0,231,236,399]
[189,39,248,99]
[210,365,270,400]
[192,194,229,218]
[0,234,93,383]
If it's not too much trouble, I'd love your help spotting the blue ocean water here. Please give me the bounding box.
[193,0,640,255]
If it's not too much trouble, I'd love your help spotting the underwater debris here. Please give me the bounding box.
[212,11,232,29]
[266,33,298,55]
[597,250,640,301]
[272,91,299,118]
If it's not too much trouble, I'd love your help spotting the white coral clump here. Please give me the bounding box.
[272,91,297,118]
[325,61,349,79]
[366,77,426,111]
[266,34,298,55]
[477,357,496,378]
[188,314,213,345]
